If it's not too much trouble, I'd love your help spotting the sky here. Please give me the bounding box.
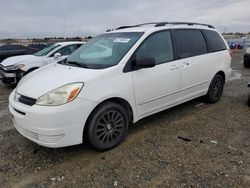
[0,0,249,39]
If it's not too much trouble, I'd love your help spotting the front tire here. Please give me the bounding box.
[205,74,224,103]
[86,102,129,151]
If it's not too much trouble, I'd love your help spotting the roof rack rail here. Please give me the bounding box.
[155,22,215,29]
[116,22,159,30]
[116,22,215,30]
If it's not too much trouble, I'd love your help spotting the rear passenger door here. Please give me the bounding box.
[132,30,181,118]
[174,29,212,100]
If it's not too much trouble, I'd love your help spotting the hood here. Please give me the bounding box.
[1,55,42,67]
[17,63,98,99]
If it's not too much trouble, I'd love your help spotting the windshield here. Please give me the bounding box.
[34,44,60,56]
[65,32,144,69]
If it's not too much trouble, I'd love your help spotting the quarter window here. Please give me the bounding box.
[136,31,174,64]
[203,30,226,52]
[175,30,207,59]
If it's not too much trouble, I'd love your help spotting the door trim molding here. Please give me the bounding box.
[138,80,209,106]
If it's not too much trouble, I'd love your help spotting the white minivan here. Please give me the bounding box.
[9,22,232,151]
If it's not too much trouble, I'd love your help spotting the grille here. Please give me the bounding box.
[0,64,5,72]
[0,64,17,73]
[18,95,37,106]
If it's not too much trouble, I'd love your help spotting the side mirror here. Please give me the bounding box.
[134,57,156,69]
[54,53,61,59]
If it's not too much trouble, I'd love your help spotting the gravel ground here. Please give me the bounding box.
[0,51,250,188]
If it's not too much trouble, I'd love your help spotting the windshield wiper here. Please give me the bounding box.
[67,61,82,67]
[66,61,89,68]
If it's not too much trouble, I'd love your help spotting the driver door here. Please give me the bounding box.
[132,31,181,118]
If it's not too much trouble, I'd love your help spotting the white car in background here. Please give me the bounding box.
[0,41,84,84]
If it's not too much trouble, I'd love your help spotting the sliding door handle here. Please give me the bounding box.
[170,67,179,70]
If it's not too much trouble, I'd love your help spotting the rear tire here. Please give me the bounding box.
[205,74,224,103]
[86,102,129,151]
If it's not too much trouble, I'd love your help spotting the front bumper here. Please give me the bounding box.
[9,90,97,148]
[0,65,19,84]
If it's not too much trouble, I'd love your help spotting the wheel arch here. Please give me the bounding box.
[82,97,134,141]
[26,67,39,74]
[216,70,225,83]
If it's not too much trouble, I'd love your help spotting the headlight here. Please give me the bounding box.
[16,64,25,69]
[5,64,25,71]
[36,83,84,106]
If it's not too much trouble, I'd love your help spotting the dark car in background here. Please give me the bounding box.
[0,44,45,63]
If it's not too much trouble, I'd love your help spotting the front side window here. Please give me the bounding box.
[65,32,143,69]
[136,31,174,64]
[34,44,60,57]
[175,29,207,59]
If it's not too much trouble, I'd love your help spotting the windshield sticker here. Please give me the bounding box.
[114,38,131,43]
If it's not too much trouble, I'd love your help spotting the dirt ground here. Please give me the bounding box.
[0,51,250,188]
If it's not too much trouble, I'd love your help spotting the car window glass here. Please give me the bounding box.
[136,31,174,64]
[56,44,80,56]
[204,30,227,52]
[81,42,112,59]
[66,32,143,68]
[34,44,60,57]
[175,30,207,59]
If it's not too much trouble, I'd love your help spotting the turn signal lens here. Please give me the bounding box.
[67,88,81,102]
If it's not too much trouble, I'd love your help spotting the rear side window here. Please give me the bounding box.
[136,31,174,64]
[175,30,207,59]
[203,30,227,52]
